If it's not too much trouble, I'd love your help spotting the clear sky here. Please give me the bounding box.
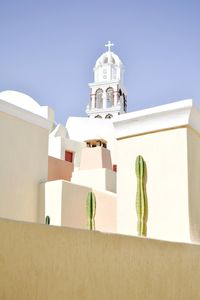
[1,0,200,124]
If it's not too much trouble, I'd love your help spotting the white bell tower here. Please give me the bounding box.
[86,41,127,119]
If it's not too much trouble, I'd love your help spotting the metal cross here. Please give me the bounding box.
[105,41,114,52]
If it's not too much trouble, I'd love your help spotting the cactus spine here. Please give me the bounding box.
[135,155,148,236]
[86,192,96,230]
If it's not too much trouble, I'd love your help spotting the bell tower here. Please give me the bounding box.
[86,41,127,119]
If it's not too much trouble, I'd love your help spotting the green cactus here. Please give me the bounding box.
[45,215,50,225]
[135,155,148,236]
[86,192,96,230]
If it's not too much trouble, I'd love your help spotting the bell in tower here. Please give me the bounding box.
[86,41,127,119]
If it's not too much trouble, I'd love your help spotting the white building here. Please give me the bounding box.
[0,42,200,244]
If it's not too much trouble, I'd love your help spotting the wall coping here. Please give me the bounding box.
[113,99,200,139]
[0,98,52,130]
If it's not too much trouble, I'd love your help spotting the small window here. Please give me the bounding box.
[105,114,113,119]
[65,151,73,163]
[111,57,115,64]
[113,164,117,172]
[106,87,114,108]
[95,89,103,109]
[104,57,108,64]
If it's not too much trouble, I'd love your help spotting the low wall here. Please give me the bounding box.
[71,168,116,193]
[48,156,73,181]
[0,218,200,300]
[40,180,117,232]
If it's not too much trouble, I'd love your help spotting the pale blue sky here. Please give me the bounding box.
[0,0,200,123]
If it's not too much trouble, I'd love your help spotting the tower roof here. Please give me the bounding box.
[95,40,123,68]
[95,51,123,68]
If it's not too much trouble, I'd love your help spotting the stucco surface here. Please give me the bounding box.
[0,110,48,222]
[71,168,116,192]
[93,189,116,232]
[116,127,189,242]
[40,181,117,232]
[0,218,200,300]
[187,127,200,241]
[48,155,74,181]
[80,146,112,170]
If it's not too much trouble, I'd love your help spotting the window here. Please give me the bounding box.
[106,87,114,108]
[103,69,107,80]
[95,89,103,108]
[65,151,73,163]
[105,114,113,119]
[111,57,115,64]
[123,93,127,112]
[113,164,117,172]
[103,56,115,64]
[104,57,108,64]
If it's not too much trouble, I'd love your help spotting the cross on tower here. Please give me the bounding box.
[105,41,114,52]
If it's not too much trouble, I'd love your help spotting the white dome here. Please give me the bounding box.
[0,90,55,125]
[0,90,41,113]
[95,51,123,68]
[0,90,55,128]
[93,50,124,83]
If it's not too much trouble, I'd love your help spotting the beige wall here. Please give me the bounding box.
[116,128,190,242]
[0,218,200,300]
[61,181,92,229]
[93,189,116,232]
[0,111,49,222]
[71,168,116,193]
[48,156,74,181]
[39,180,63,225]
[80,146,113,170]
[40,180,117,232]
[187,127,200,241]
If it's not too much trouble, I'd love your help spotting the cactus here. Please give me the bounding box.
[45,215,50,225]
[135,155,148,236]
[86,192,96,230]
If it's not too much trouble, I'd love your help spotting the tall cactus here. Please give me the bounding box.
[135,155,148,236]
[86,192,96,230]
[45,215,50,225]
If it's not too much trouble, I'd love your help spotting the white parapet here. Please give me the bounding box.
[113,99,198,139]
